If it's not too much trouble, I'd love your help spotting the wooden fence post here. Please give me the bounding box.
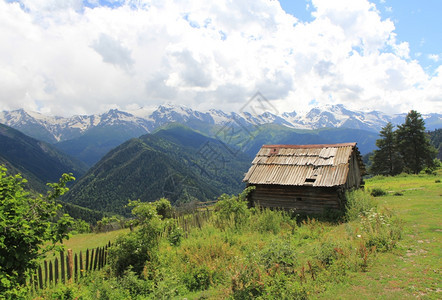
[37,266,43,290]
[33,271,38,291]
[26,242,115,292]
[101,247,105,268]
[94,247,99,270]
[89,249,94,271]
[79,251,84,277]
[74,253,78,282]
[60,251,65,284]
[44,260,48,288]
[54,258,59,285]
[67,249,73,282]
[85,249,89,272]
[49,261,53,286]
[98,247,103,269]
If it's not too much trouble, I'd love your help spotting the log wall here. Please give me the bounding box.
[344,152,363,189]
[249,185,343,214]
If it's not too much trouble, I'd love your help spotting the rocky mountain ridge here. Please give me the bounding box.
[1,105,440,144]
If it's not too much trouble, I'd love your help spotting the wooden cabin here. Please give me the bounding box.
[243,143,365,214]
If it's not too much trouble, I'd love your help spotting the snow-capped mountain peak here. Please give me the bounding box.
[0,104,440,144]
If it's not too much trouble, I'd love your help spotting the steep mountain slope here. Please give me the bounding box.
[64,125,250,215]
[0,123,88,192]
[55,124,149,166]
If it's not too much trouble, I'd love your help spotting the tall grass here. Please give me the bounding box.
[30,187,408,299]
[345,189,377,221]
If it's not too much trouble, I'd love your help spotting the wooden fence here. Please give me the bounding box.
[28,204,218,291]
[29,241,112,290]
[175,208,212,233]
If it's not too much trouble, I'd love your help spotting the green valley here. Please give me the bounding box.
[63,124,251,215]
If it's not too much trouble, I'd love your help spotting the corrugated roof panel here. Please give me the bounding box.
[319,147,337,158]
[257,147,271,156]
[243,143,362,187]
[307,148,322,156]
[334,146,353,164]
[252,156,264,164]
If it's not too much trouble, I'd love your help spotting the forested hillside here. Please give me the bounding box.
[0,123,88,192]
[63,125,250,215]
[429,128,442,159]
[55,122,150,166]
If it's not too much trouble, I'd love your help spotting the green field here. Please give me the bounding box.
[319,171,442,299]
[36,171,441,299]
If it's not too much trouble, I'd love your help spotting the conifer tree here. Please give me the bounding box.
[370,122,403,175]
[396,110,437,174]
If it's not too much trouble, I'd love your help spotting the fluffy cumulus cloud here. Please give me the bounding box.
[0,0,441,116]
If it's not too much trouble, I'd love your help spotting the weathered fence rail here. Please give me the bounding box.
[29,241,112,290]
[174,208,212,233]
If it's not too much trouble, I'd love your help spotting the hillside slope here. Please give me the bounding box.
[64,125,250,215]
[0,123,88,192]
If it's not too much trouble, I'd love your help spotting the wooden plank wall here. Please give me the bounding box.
[249,185,342,214]
[344,152,362,190]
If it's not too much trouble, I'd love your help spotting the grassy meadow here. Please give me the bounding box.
[319,170,442,299]
[34,171,441,299]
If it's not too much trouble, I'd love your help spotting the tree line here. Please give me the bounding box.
[370,110,438,176]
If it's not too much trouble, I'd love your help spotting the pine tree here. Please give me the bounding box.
[396,110,437,174]
[370,122,403,175]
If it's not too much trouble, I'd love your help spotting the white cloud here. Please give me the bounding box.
[91,33,134,71]
[428,54,440,62]
[0,0,440,116]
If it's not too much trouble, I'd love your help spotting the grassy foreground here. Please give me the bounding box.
[33,171,441,299]
[324,171,441,299]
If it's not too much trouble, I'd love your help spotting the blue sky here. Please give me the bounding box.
[0,0,441,116]
[280,0,442,73]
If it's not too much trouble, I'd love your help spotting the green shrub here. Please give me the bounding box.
[250,208,285,234]
[345,190,377,221]
[297,217,325,241]
[370,188,387,197]
[47,285,75,300]
[108,231,151,277]
[359,208,403,252]
[231,262,265,299]
[164,220,184,246]
[258,239,297,270]
[70,219,91,234]
[214,187,254,230]
[154,197,173,219]
[84,272,131,300]
[262,272,308,300]
[0,168,74,290]
[314,240,342,267]
[109,201,163,277]
[117,269,153,297]
[182,265,212,292]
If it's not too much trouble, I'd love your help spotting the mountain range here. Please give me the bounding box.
[1,105,440,142]
[1,104,439,166]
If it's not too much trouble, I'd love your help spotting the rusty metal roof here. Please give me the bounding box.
[243,143,364,187]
